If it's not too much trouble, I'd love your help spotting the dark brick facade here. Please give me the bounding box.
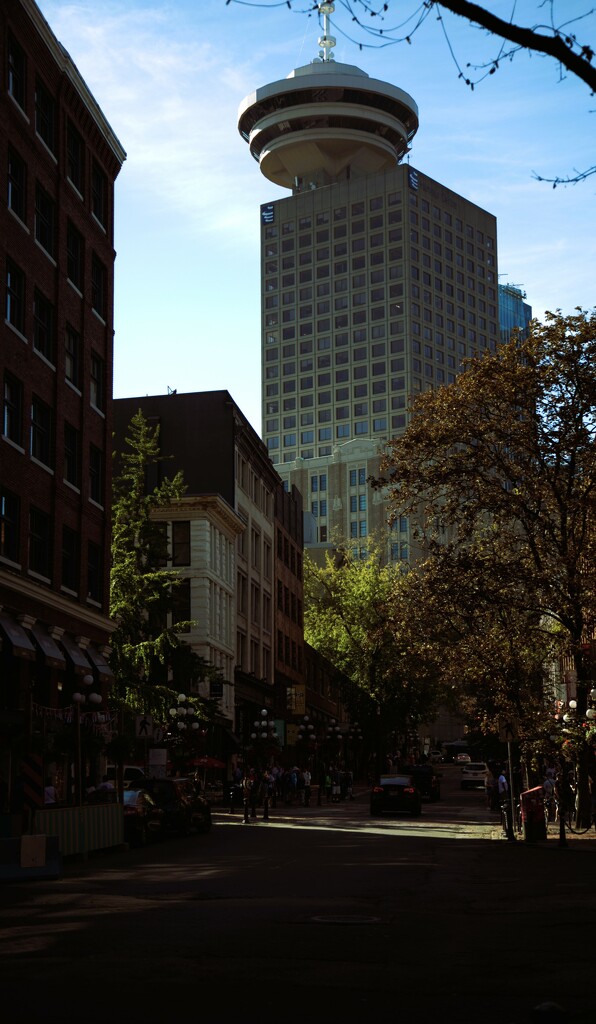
[0,1,125,748]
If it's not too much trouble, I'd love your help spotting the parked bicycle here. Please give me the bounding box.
[554,770,594,834]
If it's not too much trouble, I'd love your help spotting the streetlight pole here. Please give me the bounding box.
[249,709,277,820]
[72,673,102,806]
[168,693,201,773]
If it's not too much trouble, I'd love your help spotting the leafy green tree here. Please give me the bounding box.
[304,539,445,757]
[109,410,218,729]
[392,548,565,762]
[375,308,596,808]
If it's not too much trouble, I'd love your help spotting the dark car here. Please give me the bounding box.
[406,764,441,802]
[370,774,422,817]
[123,788,164,846]
[130,777,212,836]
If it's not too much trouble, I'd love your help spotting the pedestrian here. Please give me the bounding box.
[498,767,509,805]
[303,768,312,806]
[44,777,59,806]
[543,769,556,821]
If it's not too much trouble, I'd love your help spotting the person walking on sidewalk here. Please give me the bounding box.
[303,768,312,807]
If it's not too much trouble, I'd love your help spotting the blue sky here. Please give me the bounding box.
[36,1,595,435]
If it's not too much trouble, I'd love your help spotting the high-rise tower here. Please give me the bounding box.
[239,4,499,563]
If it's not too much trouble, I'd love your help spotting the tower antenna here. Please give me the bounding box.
[318,3,336,62]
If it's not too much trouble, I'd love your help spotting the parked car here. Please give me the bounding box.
[406,764,441,802]
[129,777,212,836]
[107,764,146,788]
[123,788,164,846]
[460,761,490,790]
[370,774,422,817]
[429,750,443,764]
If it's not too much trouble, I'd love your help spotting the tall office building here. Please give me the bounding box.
[499,282,532,344]
[238,4,499,562]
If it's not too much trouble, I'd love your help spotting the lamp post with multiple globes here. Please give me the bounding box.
[72,673,102,806]
[168,693,201,772]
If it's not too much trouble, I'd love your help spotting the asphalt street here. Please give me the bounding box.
[0,766,593,1024]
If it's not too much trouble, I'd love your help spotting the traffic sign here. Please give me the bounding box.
[135,713,152,738]
[499,717,519,743]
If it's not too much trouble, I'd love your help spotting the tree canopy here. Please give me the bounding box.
[375,308,596,713]
[304,540,445,749]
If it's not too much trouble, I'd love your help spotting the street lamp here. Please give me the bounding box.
[248,709,278,820]
[347,721,363,781]
[297,715,317,754]
[169,693,201,734]
[250,708,277,749]
[72,673,102,806]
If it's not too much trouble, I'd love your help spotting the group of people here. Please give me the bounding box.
[229,763,356,811]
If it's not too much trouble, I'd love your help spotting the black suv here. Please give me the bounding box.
[406,764,441,802]
[129,777,212,836]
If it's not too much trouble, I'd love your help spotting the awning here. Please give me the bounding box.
[0,612,36,660]
[30,623,66,669]
[58,634,93,675]
[86,644,114,679]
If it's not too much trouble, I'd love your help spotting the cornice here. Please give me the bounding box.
[20,0,126,165]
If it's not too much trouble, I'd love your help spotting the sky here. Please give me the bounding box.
[36,0,595,436]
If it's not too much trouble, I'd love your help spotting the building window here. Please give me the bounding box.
[7,147,26,221]
[3,373,23,445]
[29,507,52,578]
[89,444,104,505]
[33,289,56,363]
[31,396,53,467]
[0,488,20,562]
[8,35,26,108]
[35,77,56,151]
[6,260,25,334]
[172,521,190,565]
[63,423,80,488]
[90,352,105,412]
[91,161,107,226]
[87,540,103,604]
[65,325,81,389]
[67,121,85,193]
[35,183,56,257]
[66,221,83,290]
[171,576,190,630]
[62,526,80,592]
[91,254,106,319]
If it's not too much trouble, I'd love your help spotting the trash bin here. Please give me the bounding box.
[520,786,547,843]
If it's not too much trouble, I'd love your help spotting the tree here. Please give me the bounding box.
[391,545,565,762]
[110,410,217,730]
[304,539,445,756]
[374,308,596,807]
[232,1,595,183]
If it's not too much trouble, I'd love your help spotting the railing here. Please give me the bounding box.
[32,803,124,857]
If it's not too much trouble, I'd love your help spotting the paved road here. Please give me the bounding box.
[1,766,593,1024]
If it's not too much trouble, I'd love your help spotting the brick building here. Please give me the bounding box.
[0,0,125,791]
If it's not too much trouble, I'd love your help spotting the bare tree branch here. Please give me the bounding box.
[433,1,596,93]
